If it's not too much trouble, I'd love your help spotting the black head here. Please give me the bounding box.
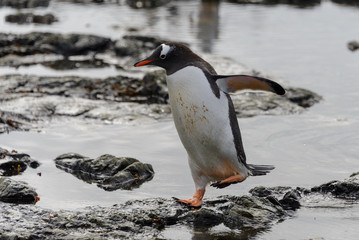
[134,42,215,75]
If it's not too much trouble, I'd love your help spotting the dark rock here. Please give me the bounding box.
[278,189,301,210]
[5,13,57,25]
[140,70,168,103]
[59,0,116,3]
[0,32,169,68]
[0,110,35,134]
[0,74,167,103]
[0,160,27,176]
[114,35,167,59]
[250,186,301,210]
[311,173,359,199]
[250,186,292,197]
[231,87,322,118]
[332,0,359,7]
[0,196,268,239]
[0,74,174,131]
[0,147,40,176]
[126,0,170,9]
[283,87,322,108]
[187,208,223,229]
[0,177,38,204]
[0,32,322,132]
[1,174,358,239]
[348,41,359,51]
[252,173,359,210]
[45,195,292,238]
[0,0,50,8]
[54,153,154,190]
[42,58,110,70]
[0,32,112,58]
[227,0,321,8]
[0,73,321,133]
[222,195,287,230]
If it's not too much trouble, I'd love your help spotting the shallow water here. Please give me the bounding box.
[1,0,359,239]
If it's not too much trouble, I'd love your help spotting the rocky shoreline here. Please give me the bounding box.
[1,0,359,10]
[0,3,351,239]
[0,31,322,133]
[0,172,358,239]
[0,145,357,239]
[0,1,358,239]
[0,30,326,240]
[0,147,40,176]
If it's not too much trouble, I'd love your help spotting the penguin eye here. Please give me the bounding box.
[160,54,166,59]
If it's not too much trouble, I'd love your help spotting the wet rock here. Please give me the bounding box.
[140,70,168,103]
[0,193,294,239]
[5,13,57,24]
[284,87,322,108]
[251,173,359,209]
[42,58,110,70]
[250,186,292,197]
[1,174,358,239]
[114,35,168,59]
[0,74,167,103]
[0,160,27,176]
[0,53,110,70]
[231,87,321,118]
[311,172,359,199]
[332,0,359,7]
[250,186,301,210]
[0,94,173,129]
[0,177,38,204]
[0,32,112,58]
[0,32,322,131]
[126,0,170,9]
[0,110,35,133]
[59,0,118,3]
[278,189,301,210]
[347,41,359,51]
[0,72,170,132]
[227,0,321,8]
[0,32,171,69]
[0,147,40,176]
[0,0,50,8]
[54,153,154,190]
[0,73,321,133]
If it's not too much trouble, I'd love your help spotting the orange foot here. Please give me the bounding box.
[211,174,245,189]
[174,189,205,208]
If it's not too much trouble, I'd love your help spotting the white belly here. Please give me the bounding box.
[167,66,247,182]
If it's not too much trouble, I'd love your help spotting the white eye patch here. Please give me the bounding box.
[160,44,171,59]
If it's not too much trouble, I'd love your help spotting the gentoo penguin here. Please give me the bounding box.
[134,42,285,207]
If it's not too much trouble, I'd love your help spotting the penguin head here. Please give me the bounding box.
[134,42,198,75]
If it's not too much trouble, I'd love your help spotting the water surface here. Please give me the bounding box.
[0,1,358,239]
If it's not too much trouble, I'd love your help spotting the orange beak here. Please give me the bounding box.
[134,59,154,67]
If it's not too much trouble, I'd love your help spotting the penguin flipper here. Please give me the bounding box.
[214,75,285,95]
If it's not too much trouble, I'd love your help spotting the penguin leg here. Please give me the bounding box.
[211,174,245,189]
[175,189,205,208]
[174,156,208,207]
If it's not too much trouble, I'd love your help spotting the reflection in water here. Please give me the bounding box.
[192,225,267,240]
[144,8,161,27]
[196,0,220,53]
[0,1,359,240]
[226,0,321,8]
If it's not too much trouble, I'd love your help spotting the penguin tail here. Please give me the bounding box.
[247,164,275,176]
